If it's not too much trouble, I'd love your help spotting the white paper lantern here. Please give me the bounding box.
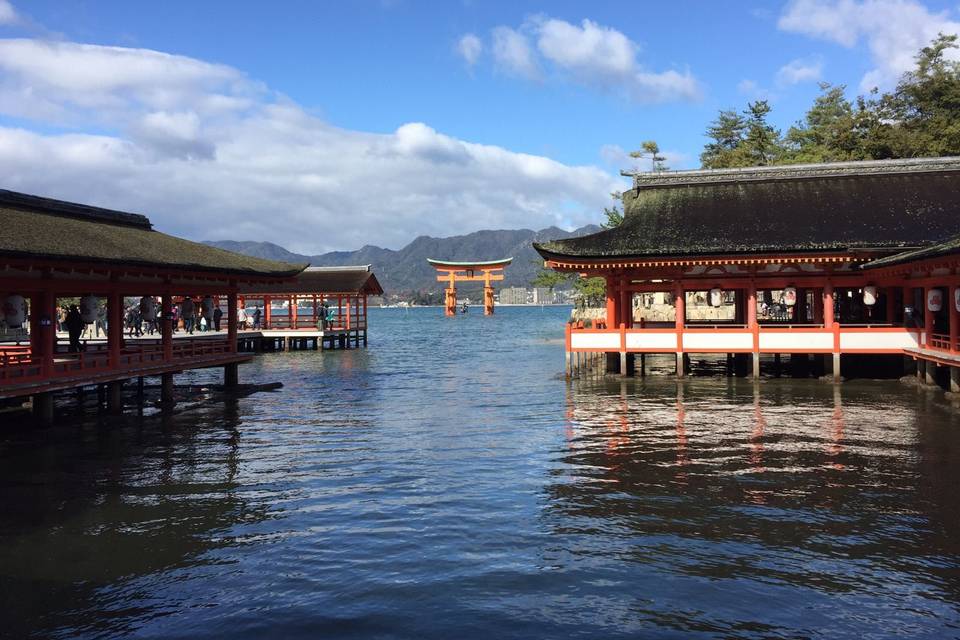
[783,286,797,307]
[708,287,723,307]
[79,295,99,323]
[863,285,878,306]
[927,288,943,312]
[140,296,157,321]
[3,295,26,328]
[201,296,215,320]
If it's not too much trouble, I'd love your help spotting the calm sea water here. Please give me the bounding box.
[2,306,960,639]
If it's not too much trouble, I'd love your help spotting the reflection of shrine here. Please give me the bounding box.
[427,258,512,316]
[551,379,960,599]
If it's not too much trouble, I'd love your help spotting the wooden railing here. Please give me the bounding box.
[929,333,956,352]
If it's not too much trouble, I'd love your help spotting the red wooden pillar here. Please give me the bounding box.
[620,278,631,328]
[312,295,318,326]
[885,286,896,325]
[923,286,934,347]
[107,290,123,368]
[290,295,298,329]
[227,289,238,353]
[674,281,685,377]
[31,288,56,376]
[346,297,352,330]
[949,283,959,353]
[823,283,835,328]
[161,293,173,361]
[605,276,617,328]
[748,281,759,378]
[264,295,272,329]
[338,295,343,327]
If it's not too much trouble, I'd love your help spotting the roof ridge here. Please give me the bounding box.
[0,188,152,230]
[622,156,960,189]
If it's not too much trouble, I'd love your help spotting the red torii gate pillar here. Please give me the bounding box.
[427,258,513,316]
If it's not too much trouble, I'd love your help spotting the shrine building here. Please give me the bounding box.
[0,189,306,422]
[534,157,960,389]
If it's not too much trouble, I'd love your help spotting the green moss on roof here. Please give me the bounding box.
[0,205,306,277]
[535,160,960,260]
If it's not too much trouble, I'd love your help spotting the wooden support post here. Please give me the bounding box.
[227,288,238,353]
[363,295,368,346]
[923,286,934,347]
[675,282,685,378]
[224,362,239,388]
[107,380,123,415]
[950,284,959,353]
[748,281,759,379]
[160,372,174,406]
[950,366,960,393]
[107,291,123,368]
[917,358,926,382]
[264,295,272,330]
[606,276,618,328]
[162,293,173,362]
[926,360,937,386]
[32,392,54,425]
[824,282,839,382]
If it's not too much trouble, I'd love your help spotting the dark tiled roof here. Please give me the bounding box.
[240,266,384,295]
[535,157,960,260]
[862,234,960,269]
[0,189,306,277]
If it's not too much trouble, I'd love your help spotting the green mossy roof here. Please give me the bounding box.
[535,158,960,261]
[0,190,306,277]
[240,266,384,295]
[862,234,960,269]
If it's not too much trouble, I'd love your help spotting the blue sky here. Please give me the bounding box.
[1,0,958,253]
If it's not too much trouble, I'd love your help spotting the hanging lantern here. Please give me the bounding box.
[783,286,797,307]
[3,295,26,328]
[79,295,99,323]
[140,296,157,321]
[863,285,878,306]
[927,288,943,312]
[201,296,215,320]
[708,287,723,307]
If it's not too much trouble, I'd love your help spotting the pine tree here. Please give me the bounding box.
[700,110,747,168]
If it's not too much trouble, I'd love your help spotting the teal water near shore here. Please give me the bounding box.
[2,306,960,638]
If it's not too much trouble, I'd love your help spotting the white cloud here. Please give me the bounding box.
[0,37,623,254]
[469,17,700,103]
[0,1,17,25]
[778,0,960,91]
[775,56,824,85]
[456,33,482,66]
[491,26,540,79]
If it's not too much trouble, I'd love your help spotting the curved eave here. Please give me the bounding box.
[427,257,513,268]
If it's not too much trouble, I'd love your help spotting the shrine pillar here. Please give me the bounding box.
[748,281,759,378]
[483,270,494,315]
[674,281,685,377]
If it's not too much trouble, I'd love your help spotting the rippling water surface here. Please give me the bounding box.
[2,307,960,639]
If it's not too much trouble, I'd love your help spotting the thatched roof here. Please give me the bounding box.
[240,266,384,295]
[535,157,960,261]
[863,234,960,269]
[0,189,306,278]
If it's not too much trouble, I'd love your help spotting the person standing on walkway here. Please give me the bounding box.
[213,305,223,332]
[65,305,84,352]
[181,297,196,335]
[253,305,262,330]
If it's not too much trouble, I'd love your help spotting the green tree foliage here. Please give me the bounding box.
[630,140,669,171]
[700,34,960,168]
[531,268,571,292]
[572,276,606,308]
[601,190,624,229]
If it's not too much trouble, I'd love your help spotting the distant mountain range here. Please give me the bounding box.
[205,225,601,294]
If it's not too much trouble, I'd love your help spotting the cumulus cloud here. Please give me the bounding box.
[0,37,622,254]
[775,56,824,85]
[778,0,960,91]
[468,17,700,103]
[0,1,17,25]
[491,26,540,79]
[456,33,482,66]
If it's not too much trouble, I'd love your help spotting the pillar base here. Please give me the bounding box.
[950,366,960,393]
[833,353,842,382]
[224,362,239,388]
[160,372,175,406]
[107,381,123,415]
[32,392,54,425]
[752,353,760,379]
[676,352,685,377]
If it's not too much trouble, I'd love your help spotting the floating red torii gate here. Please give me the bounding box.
[427,258,512,316]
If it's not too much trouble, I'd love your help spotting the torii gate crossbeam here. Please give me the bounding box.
[427,258,513,316]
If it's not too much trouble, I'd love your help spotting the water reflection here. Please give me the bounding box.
[0,399,262,639]
[556,377,960,636]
